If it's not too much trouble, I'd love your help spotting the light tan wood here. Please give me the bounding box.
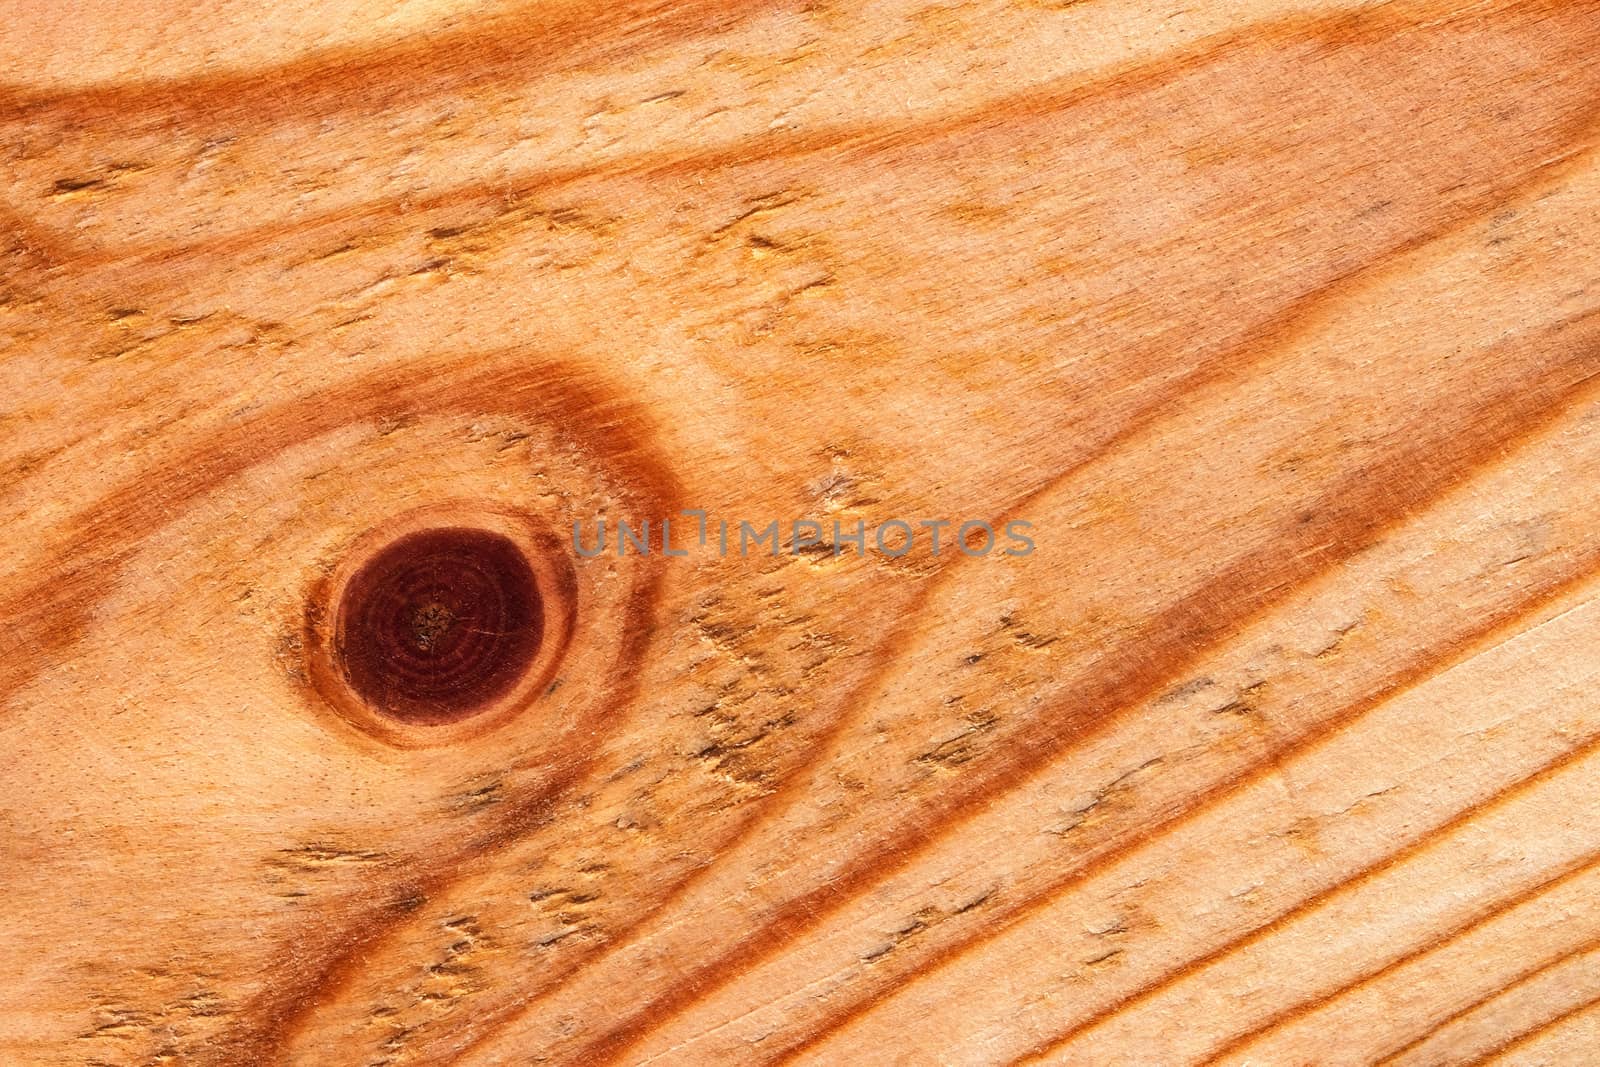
[3,0,1600,1063]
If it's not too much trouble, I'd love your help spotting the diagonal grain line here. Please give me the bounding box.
[442,145,1600,1060]
[1466,990,1600,1067]
[434,88,1600,1058]
[222,2,1600,1049]
[1011,735,1600,1064]
[18,0,1593,272]
[0,0,791,117]
[767,545,1600,1066]
[452,99,1600,1067]
[1197,850,1600,1065]
[9,8,1600,1067]
[548,326,1600,1065]
[0,0,1322,266]
[440,242,1600,1065]
[1376,932,1600,1065]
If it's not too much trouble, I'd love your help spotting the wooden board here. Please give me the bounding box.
[4,0,1600,1063]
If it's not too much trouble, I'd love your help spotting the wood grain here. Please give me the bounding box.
[3,0,1600,1063]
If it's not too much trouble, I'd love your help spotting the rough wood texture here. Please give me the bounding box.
[4,0,1600,1063]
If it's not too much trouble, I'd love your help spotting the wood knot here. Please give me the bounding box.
[337,528,543,725]
[304,506,576,744]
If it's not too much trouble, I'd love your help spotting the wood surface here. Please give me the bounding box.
[4,0,1600,1063]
